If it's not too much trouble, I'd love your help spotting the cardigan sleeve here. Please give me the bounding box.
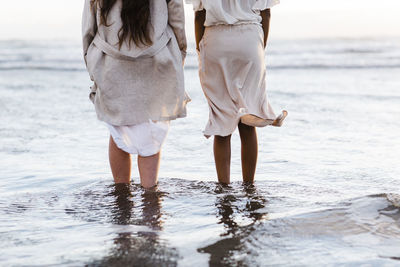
[253,0,280,11]
[167,0,187,61]
[185,0,204,11]
[82,0,97,67]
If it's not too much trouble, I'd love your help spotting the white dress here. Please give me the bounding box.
[187,0,281,137]
[107,121,169,157]
[186,0,280,26]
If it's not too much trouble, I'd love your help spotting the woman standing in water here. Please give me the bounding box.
[187,0,287,184]
[82,0,190,187]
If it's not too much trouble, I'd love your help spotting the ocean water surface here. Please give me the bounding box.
[0,38,400,266]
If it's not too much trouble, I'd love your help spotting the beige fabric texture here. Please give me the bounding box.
[198,24,277,137]
[82,0,190,126]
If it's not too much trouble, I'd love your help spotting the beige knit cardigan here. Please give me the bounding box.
[82,0,190,125]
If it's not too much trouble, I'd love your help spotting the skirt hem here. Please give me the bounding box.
[203,112,275,139]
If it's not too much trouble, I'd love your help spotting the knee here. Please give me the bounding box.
[215,135,231,142]
[238,122,255,133]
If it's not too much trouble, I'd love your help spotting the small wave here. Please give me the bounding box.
[207,193,400,265]
[268,64,400,70]
[2,178,400,266]
[267,193,400,236]
[387,193,400,208]
[186,63,400,70]
[342,48,384,54]
[2,64,399,72]
[0,66,85,72]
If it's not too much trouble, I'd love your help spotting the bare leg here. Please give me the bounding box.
[109,136,131,184]
[138,152,161,188]
[214,135,232,184]
[238,122,258,183]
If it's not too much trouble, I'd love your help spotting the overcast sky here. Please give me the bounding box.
[0,0,399,41]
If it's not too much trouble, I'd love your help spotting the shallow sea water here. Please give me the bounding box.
[1,38,400,266]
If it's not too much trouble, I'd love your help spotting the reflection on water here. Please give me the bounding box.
[1,38,400,265]
[109,184,134,226]
[86,184,179,267]
[1,179,400,266]
[199,184,268,266]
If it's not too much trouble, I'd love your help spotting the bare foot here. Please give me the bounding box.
[240,114,273,127]
[272,110,288,127]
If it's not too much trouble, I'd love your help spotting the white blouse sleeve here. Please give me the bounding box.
[168,0,187,60]
[253,0,280,11]
[82,0,97,67]
[185,0,204,11]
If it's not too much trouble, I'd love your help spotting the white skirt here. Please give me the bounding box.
[106,120,170,157]
[198,24,277,137]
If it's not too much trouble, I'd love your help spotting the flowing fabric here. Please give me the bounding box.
[198,24,276,137]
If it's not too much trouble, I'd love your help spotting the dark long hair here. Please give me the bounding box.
[95,0,152,48]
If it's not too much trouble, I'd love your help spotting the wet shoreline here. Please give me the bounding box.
[1,38,400,265]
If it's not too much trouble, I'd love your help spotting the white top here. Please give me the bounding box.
[186,0,280,27]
